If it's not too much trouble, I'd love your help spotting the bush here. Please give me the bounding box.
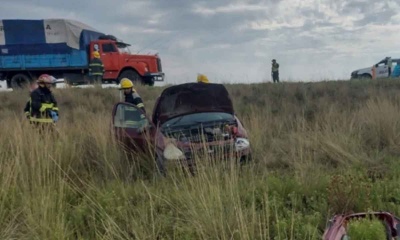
[346,217,387,240]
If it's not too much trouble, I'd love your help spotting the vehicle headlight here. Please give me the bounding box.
[163,143,185,160]
[235,138,250,151]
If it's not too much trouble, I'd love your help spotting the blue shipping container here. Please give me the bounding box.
[0,19,105,69]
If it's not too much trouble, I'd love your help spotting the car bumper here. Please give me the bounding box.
[144,72,165,82]
[350,72,358,79]
[159,139,252,168]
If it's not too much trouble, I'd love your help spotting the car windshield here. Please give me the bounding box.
[162,112,235,128]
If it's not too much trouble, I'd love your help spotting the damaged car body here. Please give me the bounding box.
[111,82,252,174]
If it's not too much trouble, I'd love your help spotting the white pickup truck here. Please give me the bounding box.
[351,57,400,79]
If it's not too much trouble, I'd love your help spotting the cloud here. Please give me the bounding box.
[1,0,400,83]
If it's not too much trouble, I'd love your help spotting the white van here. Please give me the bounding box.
[350,57,400,79]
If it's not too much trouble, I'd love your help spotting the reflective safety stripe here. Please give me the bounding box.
[52,107,59,111]
[92,73,104,76]
[125,120,146,127]
[137,103,145,108]
[29,117,54,123]
[40,103,54,112]
[89,63,104,67]
[42,103,53,108]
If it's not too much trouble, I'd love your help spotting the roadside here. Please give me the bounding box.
[0,79,164,92]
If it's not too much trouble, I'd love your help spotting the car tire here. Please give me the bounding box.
[359,74,372,80]
[239,153,252,165]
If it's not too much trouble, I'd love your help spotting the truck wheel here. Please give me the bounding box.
[118,70,143,85]
[10,73,31,89]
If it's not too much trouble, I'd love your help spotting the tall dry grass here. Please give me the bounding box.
[1,79,400,239]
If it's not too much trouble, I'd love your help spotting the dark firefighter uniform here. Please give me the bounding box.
[24,74,59,129]
[120,78,146,113]
[89,51,105,83]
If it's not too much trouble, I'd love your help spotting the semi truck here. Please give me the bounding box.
[0,19,164,89]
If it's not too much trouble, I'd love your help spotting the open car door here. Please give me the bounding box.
[111,102,156,153]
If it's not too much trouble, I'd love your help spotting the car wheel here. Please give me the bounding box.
[239,153,252,165]
[360,74,372,80]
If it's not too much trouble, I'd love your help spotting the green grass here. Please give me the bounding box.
[347,217,387,240]
[2,79,400,239]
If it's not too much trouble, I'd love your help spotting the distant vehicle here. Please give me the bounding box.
[0,19,164,89]
[351,57,400,79]
[323,212,400,240]
[111,82,252,175]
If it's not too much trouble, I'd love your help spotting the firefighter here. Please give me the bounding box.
[197,74,210,83]
[119,78,146,113]
[24,74,59,132]
[89,51,104,84]
[271,59,280,83]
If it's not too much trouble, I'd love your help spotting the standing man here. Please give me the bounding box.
[24,74,59,132]
[89,51,104,84]
[119,78,146,113]
[271,59,280,83]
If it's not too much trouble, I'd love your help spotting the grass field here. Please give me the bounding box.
[2,79,400,239]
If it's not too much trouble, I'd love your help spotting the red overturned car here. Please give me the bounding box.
[323,212,400,240]
[111,82,252,174]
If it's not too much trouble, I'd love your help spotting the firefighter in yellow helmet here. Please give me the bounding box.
[89,51,104,84]
[197,74,210,83]
[119,78,146,113]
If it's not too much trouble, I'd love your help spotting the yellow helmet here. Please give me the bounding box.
[119,78,135,90]
[92,51,100,58]
[197,74,209,83]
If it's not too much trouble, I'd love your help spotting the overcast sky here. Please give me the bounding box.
[1,0,400,84]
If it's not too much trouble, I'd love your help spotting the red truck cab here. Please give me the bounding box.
[89,35,164,86]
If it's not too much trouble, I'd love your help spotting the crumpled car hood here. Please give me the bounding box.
[153,83,234,125]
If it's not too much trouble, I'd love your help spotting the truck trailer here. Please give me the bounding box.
[0,19,164,89]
